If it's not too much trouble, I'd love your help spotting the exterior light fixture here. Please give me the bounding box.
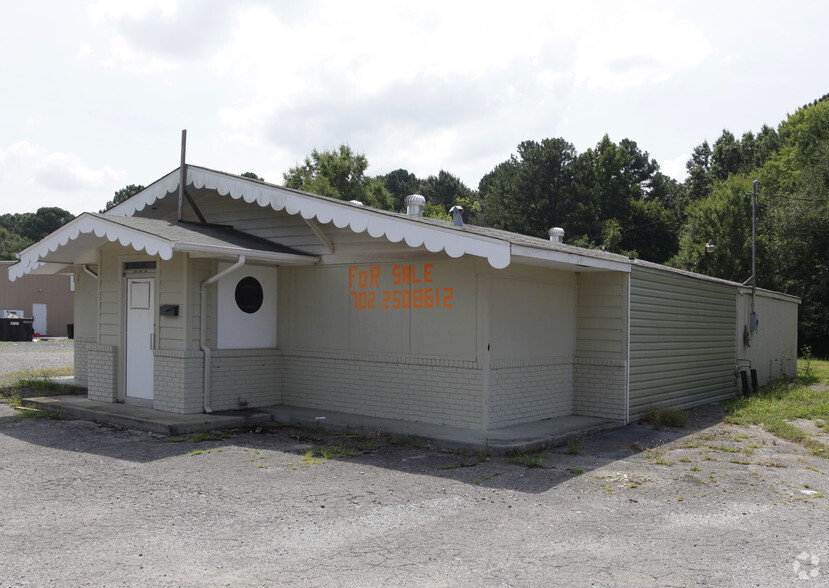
[704,239,715,275]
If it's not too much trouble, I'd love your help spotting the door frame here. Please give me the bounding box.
[121,261,157,405]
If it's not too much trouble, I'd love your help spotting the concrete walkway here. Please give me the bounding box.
[22,395,625,454]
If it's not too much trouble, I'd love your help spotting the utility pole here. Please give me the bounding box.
[750,180,759,331]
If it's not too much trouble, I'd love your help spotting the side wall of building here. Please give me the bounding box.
[0,261,74,337]
[629,266,736,419]
[487,266,577,428]
[574,271,628,421]
[278,258,485,429]
[72,269,99,387]
[736,289,799,386]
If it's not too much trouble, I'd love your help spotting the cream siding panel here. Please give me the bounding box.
[188,258,215,350]
[489,273,576,361]
[73,271,98,339]
[629,266,735,419]
[576,272,626,361]
[736,289,799,385]
[97,245,123,347]
[157,253,187,351]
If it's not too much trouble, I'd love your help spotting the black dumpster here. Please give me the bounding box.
[0,317,34,341]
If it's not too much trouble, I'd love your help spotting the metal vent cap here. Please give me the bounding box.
[405,194,426,216]
[548,227,565,243]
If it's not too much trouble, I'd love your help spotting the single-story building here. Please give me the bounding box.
[1,260,74,337]
[8,165,799,431]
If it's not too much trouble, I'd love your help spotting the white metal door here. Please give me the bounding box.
[126,278,154,400]
[32,303,47,336]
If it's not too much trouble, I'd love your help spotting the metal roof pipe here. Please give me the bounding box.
[200,255,245,413]
[178,130,187,222]
[450,205,464,227]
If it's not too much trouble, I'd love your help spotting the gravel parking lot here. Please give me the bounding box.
[1,343,827,586]
[0,339,74,384]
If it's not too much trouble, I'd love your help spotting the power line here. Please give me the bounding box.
[770,194,829,203]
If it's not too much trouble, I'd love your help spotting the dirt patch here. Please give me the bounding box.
[1,401,827,586]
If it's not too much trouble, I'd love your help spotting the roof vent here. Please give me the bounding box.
[449,205,464,227]
[549,227,565,243]
[405,194,426,216]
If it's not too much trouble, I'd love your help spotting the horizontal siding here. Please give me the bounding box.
[629,266,735,418]
[576,272,626,361]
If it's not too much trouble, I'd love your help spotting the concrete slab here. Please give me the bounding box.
[259,405,624,454]
[22,396,272,436]
[22,395,625,453]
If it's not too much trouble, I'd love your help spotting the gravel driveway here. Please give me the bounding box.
[0,339,74,384]
[0,391,827,586]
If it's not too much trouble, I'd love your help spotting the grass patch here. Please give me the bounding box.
[565,436,583,455]
[3,390,22,408]
[2,368,75,392]
[301,450,323,466]
[798,350,829,384]
[510,452,546,468]
[15,407,49,419]
[313,445,357,459]
[644,406,688,430]
[722,361,829,456]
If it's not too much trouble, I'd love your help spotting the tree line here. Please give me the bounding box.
[4,95,827,354]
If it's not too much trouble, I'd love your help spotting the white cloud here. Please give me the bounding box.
[0,142,123,214]
[88,0,238,72]
[572,6,712,90]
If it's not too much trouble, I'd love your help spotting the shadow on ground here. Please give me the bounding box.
[0,396,728,494]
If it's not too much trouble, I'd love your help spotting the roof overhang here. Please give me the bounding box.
[108,166,513,269]
[511,244,632,272]
[8,213,319,281]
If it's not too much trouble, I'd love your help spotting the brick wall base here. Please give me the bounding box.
[209,348,281,412]
[73,336,95,388]
[489,358,574,428]
[282,350,483,429]
[153,350,205,414]
[87,344,118,402]
[574,358,627,420]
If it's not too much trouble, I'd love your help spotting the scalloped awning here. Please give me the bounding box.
[107,166,513,270]
[8,213,319,281]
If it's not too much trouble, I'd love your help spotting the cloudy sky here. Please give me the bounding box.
[1,1,826,215]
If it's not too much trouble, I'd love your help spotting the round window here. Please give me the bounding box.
[235,276,264,314]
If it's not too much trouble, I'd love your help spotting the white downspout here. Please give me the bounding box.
[83,265,99,280]
[200,256,246,413]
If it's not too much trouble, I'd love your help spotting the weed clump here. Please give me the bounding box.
[510,452,545,468]
[644,406,688,430]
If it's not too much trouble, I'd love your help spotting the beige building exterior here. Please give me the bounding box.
[1,261,74,337]
[8,165,800,432]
